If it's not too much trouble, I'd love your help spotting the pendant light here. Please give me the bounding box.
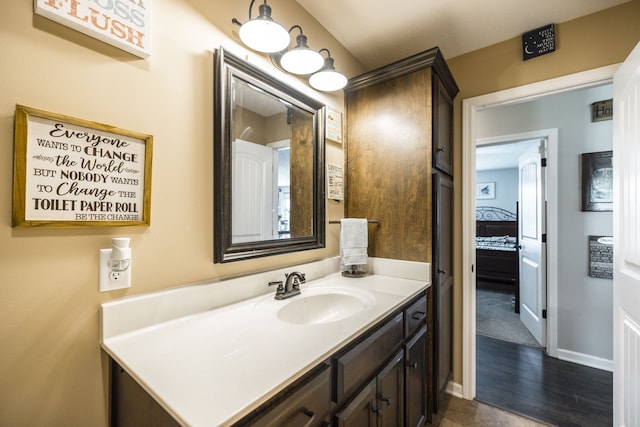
[279,26,324,75]
[232,0,290,53]
[309,49,348,92]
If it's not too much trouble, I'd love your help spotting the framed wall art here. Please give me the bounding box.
[588,235,613,279]
[476,182,495,199]
[34,0,152,58]
[581,151,612,212]
[12,105,153,227]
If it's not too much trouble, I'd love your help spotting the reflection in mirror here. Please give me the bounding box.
[214,48,325,263]
[231,77,314,242]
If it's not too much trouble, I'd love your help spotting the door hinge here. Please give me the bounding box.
[542,233,547,243]
[542,309,547,319]
[541,157,547,167]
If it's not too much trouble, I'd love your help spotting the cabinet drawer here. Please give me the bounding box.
[334,313,403,403]
[240,364,331,427]
[405,294,427,337]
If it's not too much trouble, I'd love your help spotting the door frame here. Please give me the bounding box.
[461,63,620,400]
[477,131,556,350]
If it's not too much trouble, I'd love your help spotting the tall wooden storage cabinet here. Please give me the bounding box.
[344,47,458,416]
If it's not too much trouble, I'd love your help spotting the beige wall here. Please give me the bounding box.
[3,0,640,424]
[447,0,640,386]
[0,1,363,425]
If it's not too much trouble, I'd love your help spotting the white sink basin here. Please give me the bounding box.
[256,286,376,325]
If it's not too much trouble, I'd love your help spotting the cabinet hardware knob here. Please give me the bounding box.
[407,361,419,369]
[438,269,446,274]
[437,146,445,152]
[411,311,426,321]
[301,409,316,427]
[381,395,392,406]
[371,407,382,415]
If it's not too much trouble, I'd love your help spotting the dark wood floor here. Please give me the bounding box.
[476,335,613,427]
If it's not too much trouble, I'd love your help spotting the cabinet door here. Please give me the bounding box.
[377,350,405,427]
[433,171,453,412]
[241,364,332,427]
[335,313,403,403]
[110,360,181,427]
[433,75,454,176]
[334,380,377,427]
[405,327,427,427]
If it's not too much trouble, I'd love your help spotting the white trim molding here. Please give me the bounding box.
[462,63,620,401]
[557,349,614,372]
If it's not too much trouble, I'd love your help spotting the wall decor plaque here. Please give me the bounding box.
[589,236,613,279]
[522,24,555,61]
[581,151,613,212]
[13,105,153,227]
[327,163,344,201]
[591,99,613,122]
[326,105,343,143]
[34,0,152,58]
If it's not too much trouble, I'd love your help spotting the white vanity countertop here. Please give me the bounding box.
[101,259,430,426]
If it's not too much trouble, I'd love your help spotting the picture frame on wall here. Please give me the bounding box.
[581,151,613,212]
[476,182,495,199]
[12,105,153,227]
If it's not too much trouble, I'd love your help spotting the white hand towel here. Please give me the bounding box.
[340,218,368,270]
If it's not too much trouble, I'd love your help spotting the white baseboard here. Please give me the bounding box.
[446,381,464,398]
[557,348,613,372]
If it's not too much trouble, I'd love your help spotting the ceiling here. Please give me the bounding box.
[296,0,630,70]
[476,140,539,171]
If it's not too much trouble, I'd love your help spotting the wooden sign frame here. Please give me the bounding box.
[13,105,153,227]
[34,0,152,58]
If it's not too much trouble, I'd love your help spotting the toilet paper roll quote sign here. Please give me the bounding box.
[12,105,152,227]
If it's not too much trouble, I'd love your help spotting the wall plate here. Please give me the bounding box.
[99,249,131,292]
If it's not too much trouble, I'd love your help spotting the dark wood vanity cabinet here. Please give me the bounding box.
[238,364,332,427]
[432,75,454,176]
[110,361,181,427]
[334,350,405,427]
[405,326,427,427]
[432,172,454,411]
[345,47,458,417]
[333,292,429,427]
[109,290,430,427]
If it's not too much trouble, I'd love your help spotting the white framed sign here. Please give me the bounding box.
[13,105,153,227]
[34,0,152,58]
[326,105,343,143]
[327,163,344,201]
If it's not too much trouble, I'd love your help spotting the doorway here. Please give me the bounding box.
[475,137,548,350]
[461,64,618,401]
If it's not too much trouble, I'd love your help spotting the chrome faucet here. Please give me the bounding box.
[268,271,305,300]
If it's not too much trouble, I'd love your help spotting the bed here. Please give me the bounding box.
[476,206,519,312]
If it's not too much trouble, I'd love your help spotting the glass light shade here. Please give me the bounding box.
[280,48,324,75]
[309,68,347,91]
[239,19,290,53]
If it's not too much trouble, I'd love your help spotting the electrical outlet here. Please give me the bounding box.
[99,249,131,292]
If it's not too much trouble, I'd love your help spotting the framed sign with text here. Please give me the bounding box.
[34,0,152,58]
[13,105,152,227]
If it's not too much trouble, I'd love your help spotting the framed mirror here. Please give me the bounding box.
[214,48,326,263]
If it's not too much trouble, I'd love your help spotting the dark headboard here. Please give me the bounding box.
[476,206,517,237]
[476,221,517,237]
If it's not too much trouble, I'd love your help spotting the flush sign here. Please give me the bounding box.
[522,24,555,61]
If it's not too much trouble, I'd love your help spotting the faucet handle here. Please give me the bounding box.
[268,281,285,295]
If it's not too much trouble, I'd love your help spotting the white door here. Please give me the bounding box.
[232,139,276,243]
[613,41,640,427]
[518,141,547,346]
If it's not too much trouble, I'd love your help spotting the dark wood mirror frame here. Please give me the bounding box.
[213,47,326,263]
